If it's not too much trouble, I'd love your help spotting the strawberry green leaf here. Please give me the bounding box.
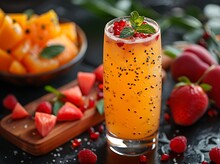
[119,27,134,38]
[44,85,63,98]
[96,99,104,115]
[163,46,182,58]
[200,83,212,92]
[53,100,64,116]
[40,45,65,59]
[178,76,191,84]
[136,24,156,34]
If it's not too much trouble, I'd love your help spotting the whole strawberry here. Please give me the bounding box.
[78,149,97,164]
[167,77,209,126]
[209,147,220,164]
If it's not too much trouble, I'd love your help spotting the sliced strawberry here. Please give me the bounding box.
[11,103,29,120]
[3,94,18,111]
[94,64,103,83]
[61,86,84,107]
[77,72,96,96]
[35,112,57,137]
[57,102,83,121]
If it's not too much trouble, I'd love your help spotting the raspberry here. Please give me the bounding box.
[170,136,187,153]
[209,147,220,163]
[3,94,18,110]
[139,155,148,163]
[36,101,52,114]
[78,149,97,164]
[161,154,169,161]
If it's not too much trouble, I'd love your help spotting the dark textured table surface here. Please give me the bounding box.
[0,0,220,163]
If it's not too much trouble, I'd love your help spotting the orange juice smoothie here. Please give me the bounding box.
[103,16,162,141]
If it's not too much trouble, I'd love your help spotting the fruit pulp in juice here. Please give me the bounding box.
[103,22,162,140]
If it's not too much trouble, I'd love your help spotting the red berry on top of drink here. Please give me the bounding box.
[113,20,126,36]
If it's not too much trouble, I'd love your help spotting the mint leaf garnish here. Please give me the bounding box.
[96,99,104,115]
[200,83,212,92]
[120,27,134,38]
[130,11,144,27]
[119,10,156,38]
[44,85,63,98]
[136,24,156,34]
[40,45,64,59]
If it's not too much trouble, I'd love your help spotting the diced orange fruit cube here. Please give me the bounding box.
[0,9,5,27]
[11,39,31,61]
[9,60,27,75]
[26,10,60,46]
[60,22,77,43]
[23,52,59,74]
[47,35,78,65]
[8,13,28,30]
[0,16,24,51]
[0,49,14,72]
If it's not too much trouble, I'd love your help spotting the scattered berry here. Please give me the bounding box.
[117,42,124,47]
[97,91,104,100]
[88,127,95,134]
[161,154,170,161]
[209,147,220,163]
[72,138,81,148]
[170,136,187,153]
[97,124,104,133]
[113,20,126,36]
[201,161,209,164]
[207,108,218,117]
[78,149,97,164]
[88,97,95,108]
[139,155,148,163]
[90,131,100,140]
[164,112,170,122]
[79,104,88,113]
[3,94,18,110]
[36,101,52,114]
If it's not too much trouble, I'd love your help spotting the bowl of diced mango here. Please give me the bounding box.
[0,9,87,85]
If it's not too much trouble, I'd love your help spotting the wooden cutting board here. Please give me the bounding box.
[0,81,105,156]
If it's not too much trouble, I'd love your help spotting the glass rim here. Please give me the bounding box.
[104,16,160,43]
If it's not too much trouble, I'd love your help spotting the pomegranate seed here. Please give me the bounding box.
[119,20,126,27]
[90,131,100,140]
[88,127,95,134]
[164,113,171,122]
[198,39,207,48]
[208,108,218,117]
[161,154,169,161]
[209,147,220,163]
[139,155,148,163]
[97,124,104,133]
[97,91,104,100]
[117,42,124,47]
[114,29,121,35]
[134,33,141,37]
[155,35,159,40]
[88,97,95,108]
[203,31,210,40]
[114,22,119,26]
[201,161,209,164]
[80,104,88,113]
[98,83,103,90]
[142,21,147,25]
[72,138,81,148]
[140,33,147,38]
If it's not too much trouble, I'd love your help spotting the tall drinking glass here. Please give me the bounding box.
[103,13,162,156]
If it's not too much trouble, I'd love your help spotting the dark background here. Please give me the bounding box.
[0,0,220,163]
